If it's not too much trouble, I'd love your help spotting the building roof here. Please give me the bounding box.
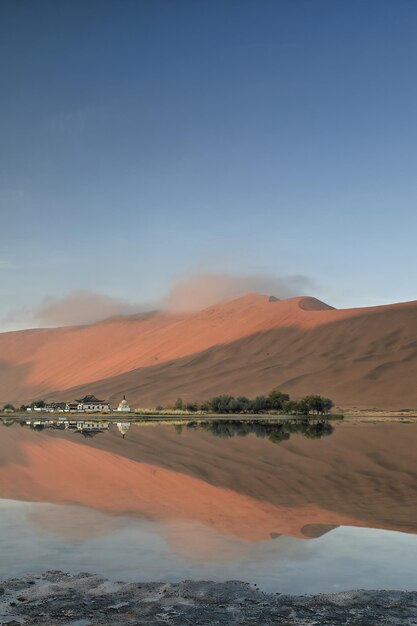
[76,395,106,404]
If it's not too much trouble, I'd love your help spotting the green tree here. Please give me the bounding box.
[3,403,15,412]
[282,400,298,415]
[321,398,334,414]
[236,396,252,412]
[209,395,234,413]
[228,396,251,413]
[174,398,184,410]
[268,389,290,411]
[303,395,326,415]
[30,400,45,409]
[252,395,270,413]
[294,399,310,415]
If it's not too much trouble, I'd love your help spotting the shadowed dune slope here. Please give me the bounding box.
[1,294,417,407]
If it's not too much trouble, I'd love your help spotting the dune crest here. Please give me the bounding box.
[296,296,335,311]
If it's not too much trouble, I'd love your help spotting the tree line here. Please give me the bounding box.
[163,389,335,416]
[1,400,47,413]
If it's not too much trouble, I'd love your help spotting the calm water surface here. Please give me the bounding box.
[0,420,417,593]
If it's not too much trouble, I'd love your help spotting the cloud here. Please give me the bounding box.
[35,290,139,327]
[4,272,315,330]
[163,272,315,312]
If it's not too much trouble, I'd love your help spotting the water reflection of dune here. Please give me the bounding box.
[0,434,361,541]
[1,422,417,544]
[301,524,339,538]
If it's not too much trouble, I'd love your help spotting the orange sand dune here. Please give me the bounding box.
[1,294,417,407]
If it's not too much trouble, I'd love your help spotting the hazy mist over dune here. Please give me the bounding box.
[4,272,316,329]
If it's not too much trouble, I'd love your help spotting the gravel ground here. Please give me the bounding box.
[1,571,417,625]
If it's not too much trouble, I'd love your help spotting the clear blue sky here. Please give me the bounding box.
[1,0,417,330]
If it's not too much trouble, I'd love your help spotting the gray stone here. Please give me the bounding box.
[0,572,416,625]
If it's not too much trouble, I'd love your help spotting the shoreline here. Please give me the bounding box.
[3,412,417,424]
[1,571,416,625]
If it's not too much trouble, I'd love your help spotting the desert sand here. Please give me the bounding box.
[1,294,417,408]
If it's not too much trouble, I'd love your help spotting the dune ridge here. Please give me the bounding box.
[1,293,417,407]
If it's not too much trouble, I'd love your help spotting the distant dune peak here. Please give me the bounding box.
[296,296,335,311]
[208,292,335,312]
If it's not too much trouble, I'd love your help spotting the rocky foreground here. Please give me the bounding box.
[0,572,417,625]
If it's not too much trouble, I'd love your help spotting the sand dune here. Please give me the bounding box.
[1,294,417,407]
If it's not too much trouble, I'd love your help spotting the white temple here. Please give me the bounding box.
[117,395,131,412]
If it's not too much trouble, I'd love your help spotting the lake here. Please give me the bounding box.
[1,419,417,594]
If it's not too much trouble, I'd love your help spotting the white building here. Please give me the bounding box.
[44,402,66,413]
[65,402,78,412]
[117,395,131,412]
[75,395,111,412]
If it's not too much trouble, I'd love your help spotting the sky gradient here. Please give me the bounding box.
[1,0,417,330]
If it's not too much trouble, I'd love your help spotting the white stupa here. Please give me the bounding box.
[117,395,131,412]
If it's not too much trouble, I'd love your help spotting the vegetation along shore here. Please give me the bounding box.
[2,388,340,417]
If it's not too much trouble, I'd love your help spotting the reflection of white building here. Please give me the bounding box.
[75,421,109,438]
[117,395,131,412]
[76,421,109,431]
[116,422,131,438]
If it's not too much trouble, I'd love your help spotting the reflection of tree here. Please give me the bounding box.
[302,420,334,439]
[5,415,334,446]
[185,419,334,444]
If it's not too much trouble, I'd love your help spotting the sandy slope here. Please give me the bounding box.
[1,294,417,407]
